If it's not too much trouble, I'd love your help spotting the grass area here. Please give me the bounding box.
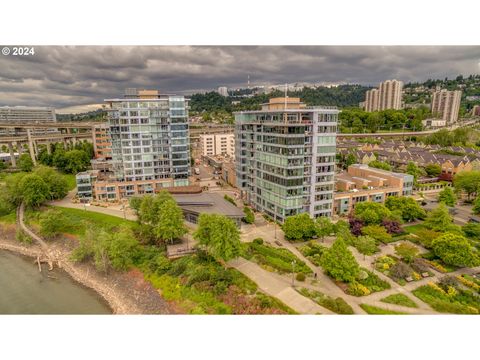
[297,288,354,314]
[380,293,418,308]
[412,282,480,314]
[243,240,312,275]
[0,211,16,224]
[360,304,406,315]
[403,223,427,235]
[62,173,77,191]
[138,249,296,314]
[25,206,135,236]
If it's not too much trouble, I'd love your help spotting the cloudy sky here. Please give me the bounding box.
[0,46,479,113]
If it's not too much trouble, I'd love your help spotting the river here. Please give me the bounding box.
[0,251,112,314]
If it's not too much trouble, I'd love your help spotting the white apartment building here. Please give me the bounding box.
[104,89,190,187]
[431,89,462,124]
[364,79,403,112]
[200,133,235,158]
[0,106,57,123]
[217,86,229,97]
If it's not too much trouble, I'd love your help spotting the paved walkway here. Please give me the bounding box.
[48,190,138,221]
[229,257,334,314]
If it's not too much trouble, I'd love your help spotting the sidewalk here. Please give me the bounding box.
[229,257,334,315]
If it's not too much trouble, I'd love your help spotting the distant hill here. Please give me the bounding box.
[56,109,106,122]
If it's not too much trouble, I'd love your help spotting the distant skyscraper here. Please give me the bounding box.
[217,86,229,96]
[431,89,462,124]
[364,89,379,112]
[364,79,403,112]
[104,89,190,186]
[235,97,338,222]
[0,106,56,123]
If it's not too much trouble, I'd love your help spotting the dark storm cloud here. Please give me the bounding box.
[0,46,479,111]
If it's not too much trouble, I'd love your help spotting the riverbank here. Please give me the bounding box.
[0,223,174,315]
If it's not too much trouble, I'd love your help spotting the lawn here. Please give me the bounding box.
[360,304,406,315]
[25,206,136,236]
[243,240,312,275]
[380,293,418,308]
[403,223,427,235]
[0,211,16,224]
[138,249,296,314]
[297,288,354,314]
[62,173,77,191]
[412,282,480,314]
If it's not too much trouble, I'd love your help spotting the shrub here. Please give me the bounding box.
[411,258,429,273]
[347,282,371,296]
[394,242,419,263]
[296,273,306,282]
[389,262,412,281]
[252,238,264,245]
[298,288,354,314]
[243,206,255,224]
[361,225,392,244]
[415,228,441,249]
[16,229,33,244]
[223,194,236,206]
[381,293,417,308]
[381,219,403,234]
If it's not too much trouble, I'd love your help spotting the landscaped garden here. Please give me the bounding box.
[140,249,296,314]
[412,277,480,314]
[242,238,312,275]
[359,304,406,315]
[380,293,418,308]
[298,241,327,266]
[297,288,354,314]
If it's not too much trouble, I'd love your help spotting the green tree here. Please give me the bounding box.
[406,162,423,182]
[432,233,480,267]
[394,242,419,263]
[385,196,426,222]
[320,237,360,282]
[472,195,480,215]
[425,163,442,177]
[424,203,459,232]
[33,166,69,200]
[361,225,392,244]
[107,226,140,271]
[353,235,378,259]
[129,196,142,214]
[315,216,334,242]
[463,222,480,239]
[17,154,34,172]
[282,213,316,241]
[353,202,392,225]
[154,199,188,244]
[18,174,50,207]
[438,187,456,207]
[345,153,357,168]
[368,160,392,171]
[454,170,480,200]
[62,150,90,173]
[39,209,70,238]
[194,214,241,262]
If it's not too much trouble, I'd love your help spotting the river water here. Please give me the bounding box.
[0,251,111,314]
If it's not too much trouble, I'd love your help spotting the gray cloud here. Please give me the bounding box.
[0,46,479,111]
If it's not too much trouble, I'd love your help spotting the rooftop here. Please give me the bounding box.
[173,193,244,218]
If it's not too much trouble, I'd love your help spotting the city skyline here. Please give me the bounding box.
[0,46,479,112]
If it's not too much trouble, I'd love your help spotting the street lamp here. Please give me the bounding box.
[291,260,296,287]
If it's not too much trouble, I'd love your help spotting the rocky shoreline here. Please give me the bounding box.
[0,224,174,315]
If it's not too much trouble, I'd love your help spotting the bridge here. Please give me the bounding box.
[0,121,100,167]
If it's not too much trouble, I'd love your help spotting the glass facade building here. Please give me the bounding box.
[105,90,190,187]
[235,100,338,222]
